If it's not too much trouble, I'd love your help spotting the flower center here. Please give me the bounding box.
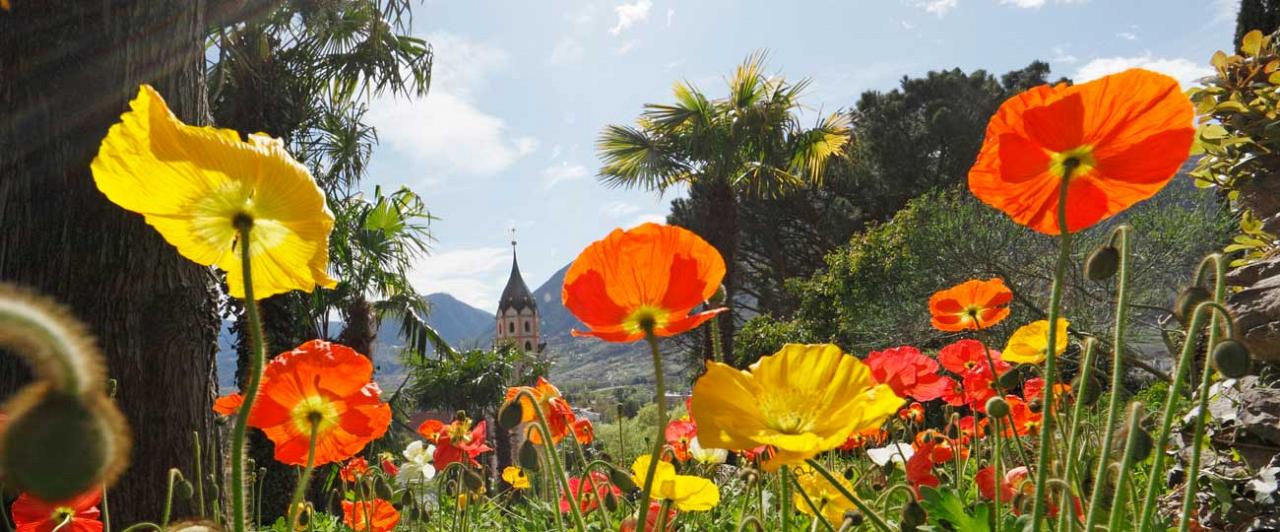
[290,394,340,435]
[759,387,822,434]
[623,306,670,335]
[50,507,75,525]
[1049,146,1096,179]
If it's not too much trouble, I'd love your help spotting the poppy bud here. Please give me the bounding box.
[375,477,395,500]
[1028,399,1043,414]
[901,501,927,527]
[463,469,485,491]
[603,491,619,511]
[1212,339,1251,379]
[498,402,523,430]
[998,371,1022,390]
[609,466,638,493]
[1174,286,1212,326]
[842,467,856,480]
[709,285,727,306]
[843,510,863,527]
[985,397,1010,418]
[178,478,195,500]
[1126,426,1154,463]
[1,388,130,501]
[1071,374,1102,406]
[1085,245,1120,281]
[518,440,541,471]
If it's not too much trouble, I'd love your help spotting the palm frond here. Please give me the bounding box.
[788,112,853,184]
[596,124,691,191]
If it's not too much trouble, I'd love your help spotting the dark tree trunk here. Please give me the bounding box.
[0,2,219,524]
[338,295,377,360]
[703,179,739,364]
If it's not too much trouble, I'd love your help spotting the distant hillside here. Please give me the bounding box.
[423,292,496,349]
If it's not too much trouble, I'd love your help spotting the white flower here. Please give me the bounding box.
[866,443,914,467]
[397,440,437,486]
[688,437,728,465]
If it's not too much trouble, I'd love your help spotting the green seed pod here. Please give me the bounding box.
[375,477,395,500]
[603,490,618,511]
[1,388,130,501]
[1072,374,1102,406]
[1212,339,1252,379]
[498,402,524,430]
[518,440,541,471]
[463,469,485,491]
[1174,286,1212,326]
[178,479,195,500]
[1085,245,1121,281]
[1028,398,1043,414]
[1127,426,1154,463]
[609,466,638,493]
[985,396,1010,418]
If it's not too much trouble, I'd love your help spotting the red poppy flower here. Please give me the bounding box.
[212,393,244,416]
[433,419,492,469]
[929,279,1014,332]
[341,499,399,532]
[246,340,392,466]
[739,445,773,462]
[940,377,967,407]
[11,491,101,532]
[559,471,619,514]
[962,371,1000,413]
[505,377,577,444]
[865,346,950,402]
[1004,396,1042,436]
[417,419,445,443]
[620,501,678,532]
[839,427,887,451]
[976,466,1017,502]
[379,455,399,476]
[898,402,925,425]
[562,223,727,342]
[665,419,698,461]
[339,457,369,483]
[905,451,939,495]
[573,419,594,445]
[969,69,1194,235]
[913,430,956,463]
[938,339,1005,376]
[1023,378,1072,413]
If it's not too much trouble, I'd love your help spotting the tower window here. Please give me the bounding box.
[524,321,531,333]
[508,322,514,334]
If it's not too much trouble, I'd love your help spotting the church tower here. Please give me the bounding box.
[496,231,541,353]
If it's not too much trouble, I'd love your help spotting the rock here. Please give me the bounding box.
[1227,255,1280,363]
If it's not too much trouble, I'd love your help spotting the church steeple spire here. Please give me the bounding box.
[496,228,540,352]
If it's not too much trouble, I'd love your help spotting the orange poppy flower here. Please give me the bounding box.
[433,418,492,469]
[665,419,697,461]
[504,377,576,444]
[245,340,391,466]
[212,393,244,416]
[339,457,369,483]
[572,419,594,445]
[929,279,1013,332]
[11,491,102,532]
[969,68,1194,235]
[341,499,399,532]
[417,419,445,443]
[562,223,727,342]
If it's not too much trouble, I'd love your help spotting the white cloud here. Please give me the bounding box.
[1074,54,1213,88]
[901,20,917,30]
[543,162,589,188]
[914,0,957,16]
[626,212,668,228]
[409,247,511,310]
[665,8,675,27]
[1051,45,1078,64]
[615,40,640,55]
[600,201,641,218]
[549,37,585,66]
[368,33,536,182]
[610,0,652,35]
[1117,31,1138,41]
[1000,0,1087,7]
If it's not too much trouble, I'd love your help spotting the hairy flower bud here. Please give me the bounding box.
[609,466,638,493]
[985,396,1011,418]
[498,401,523,430]
[1085,245,1121,281]
[518,440,541,471]
[1,389,130,500]
[1212,339,1251,379]
[1174,286,1212,326]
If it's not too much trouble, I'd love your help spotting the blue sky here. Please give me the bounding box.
[364,0,1238,311]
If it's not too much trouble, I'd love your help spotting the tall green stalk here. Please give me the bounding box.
[637,330,669,522]
[1178,255,1226,532]
[1107,403,1146,532]
[1083,226,1131,531]
[1057,337,1097,531]
[803,459,892,532]
[1030,163,1076,529]
[286,424,320,530]
[230,220,265,532]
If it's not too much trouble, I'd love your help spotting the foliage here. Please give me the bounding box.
[401,345,546,419]
[732,315,816,366]
[781,180,1230,366]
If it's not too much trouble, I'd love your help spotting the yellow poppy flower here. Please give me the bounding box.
[90,85,336,300]
[690,344,903,471]
[501,466,530,490]
[792,464,856,525]
[1002,319,1070,364]
[630,456,720,511]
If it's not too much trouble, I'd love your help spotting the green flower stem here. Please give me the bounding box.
[286,423,320,530]
[710,314,725,363]
[574,453,616,530]
[192,432,205,519]
[780,466,792,531]
[99,485,109,532]
[161,468,181,527]
[1057,337,1097,531]
[1107,403,1146,532]
[790,473,835,532]
[1083,225,1131,531]
[1178,255,1226,532]
[637,331,669,524]
[992,417,1003,532]
[654,499,674,532]
[1030,162,1076,530]
[976,332,1032,468]
[1137,300,1232,531]
[804,459,892,532]
[230,221,265,532]
[513,389,588,532]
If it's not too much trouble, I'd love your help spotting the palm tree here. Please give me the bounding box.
[596,51,851,361]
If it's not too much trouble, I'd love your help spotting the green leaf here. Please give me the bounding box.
[918,486,991,532]
[1200,124,1230,140]
[1243,29,1265,57]
[1216,100,1249,113]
